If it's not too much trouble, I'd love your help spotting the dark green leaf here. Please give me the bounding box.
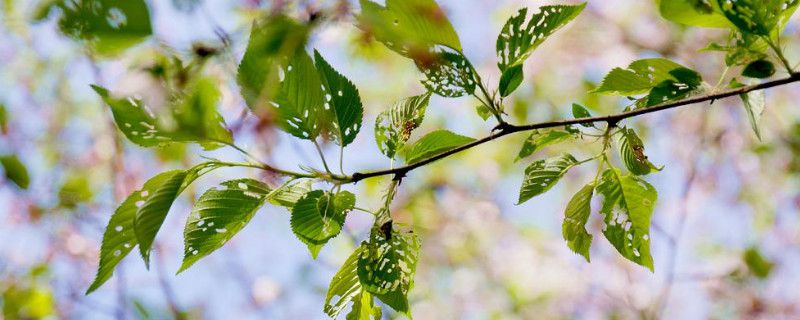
[571,103,594,127]
[742,59,776,78]
[619,128,662,175]
[644,67,703,107]
[516,130,573,161]
[518,153,580,204]
[716,0,799,36]
[0,155,29,190]
[417,51,476,98]
[562,183,594,262]
[357,0,462,56]
[743,246,774,279]
[596,169,657,271]
[593,58,688,96]
[36,0,153,56]
[314,50,364,147]
[291,190,356,258]
[179,179,271,273]
[375,93,431,159]
[405,130,475,164]
[498,65,523,97]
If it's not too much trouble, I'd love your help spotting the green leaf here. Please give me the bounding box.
[644,67,704,107]
[405,130,475,164]
[619,128,662,175]
[416,51,476,98]
[87,171,178,294]
[496,4,586,73]
[740,81,766,140]
[475,104,493,121]
[272,51,325,140]
[562,183,594,262]
[704,31,769,67]
[347,291,381,320]
[596,169,657,271]
[179,179,271,273]
[743,246,774,279]
[716,0,799,36]
[237,15,310,110]
[518,153,580,204]
[742,59,776,78]
[268,179,313,208]
[290,190,356,258]
[498,65,523,97]
[375,93,431,159]
[314,50,364,147]
[516,130,574,161]
[36,0,153,56]
[593,58,688,96]
[0,103,8,133]
[92,80,232,150]
[657,0,732,28]
[325,247,381,320]
[133,162,227,267]
[357,229,420,315]
[571,103,594,127]
[357,0,462,56]
[0,155,29,189]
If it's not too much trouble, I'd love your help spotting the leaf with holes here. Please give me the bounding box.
[596,168,657,271]
[619,128,662,175]
[496,4,586,96]
[657,0,732,28]
[237,15,310,110]
[87,171,179,293]
[416,51,475,98]
[716,0,799,36]
[644,68,703,107]
[562,183,594,262]
[268,179,313,208]
[35,0,153,56]
[133,162,228,267]
[357,0,462,57]
[272,51,325,140]
[518,153,580,204]
[375,93,431,159]
[593,58,691,96]
[314,51,364,147]
[291,190,356,258]
[357,229,420,315]
[405,130,475,164]
[179,179,271,273]
[517,130,574,161]
[0,155,29,190]
[324,246,381,320]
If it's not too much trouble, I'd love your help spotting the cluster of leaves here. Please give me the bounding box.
[32,0,798,318]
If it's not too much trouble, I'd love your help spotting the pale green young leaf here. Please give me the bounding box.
[237,15,310,110]
[290,190,355,258]
[357,229,420,316]
[518,153,580,204]
[592,58,688,96]
[314,50,364,147]
[324,246,380,320]
[517,130,574,161]
[417,51,476,98]
[657,0,732,28]
[87,171,179,294]
[375,93,431,159]
[36,0,152,56]
[562,183,594,262]
[268,179,313,208]
[475,104,493,121]
[0,155,29,190]
[357,0,462,56]
[596,169,657,271]
[272,51,325,140]
[497,4,586,72]
[179,179,271,273]
[405,130,475,164]
[619,128,663,175]
[346,291,381,320]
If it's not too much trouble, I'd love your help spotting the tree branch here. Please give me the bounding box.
[350,73,800,183]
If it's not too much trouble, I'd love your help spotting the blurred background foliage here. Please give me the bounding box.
[1,0,800,319]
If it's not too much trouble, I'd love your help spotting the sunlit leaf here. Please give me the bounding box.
[562,183,594,262]
[657,0,732,28]
[593,58,688,96]
[0,155,29,190]
[272,51,326,140]
[518,153,579,204]
[596,168,657,271]
[268,179,313,208]
[179,179,271,273]
[314,50,364,146]
[405,130,475,164]
[716,0,799,36]
[375,93,431,159]
[416,51,475,98]
[619,128,662,175]
[357,229,420,316]
[325,247,381,320]
[357,0,462,56]
[517,130,574,161]
[291,190,356,258]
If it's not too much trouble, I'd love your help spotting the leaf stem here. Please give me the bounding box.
[313,139,333,174]
[765,37,794,74]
